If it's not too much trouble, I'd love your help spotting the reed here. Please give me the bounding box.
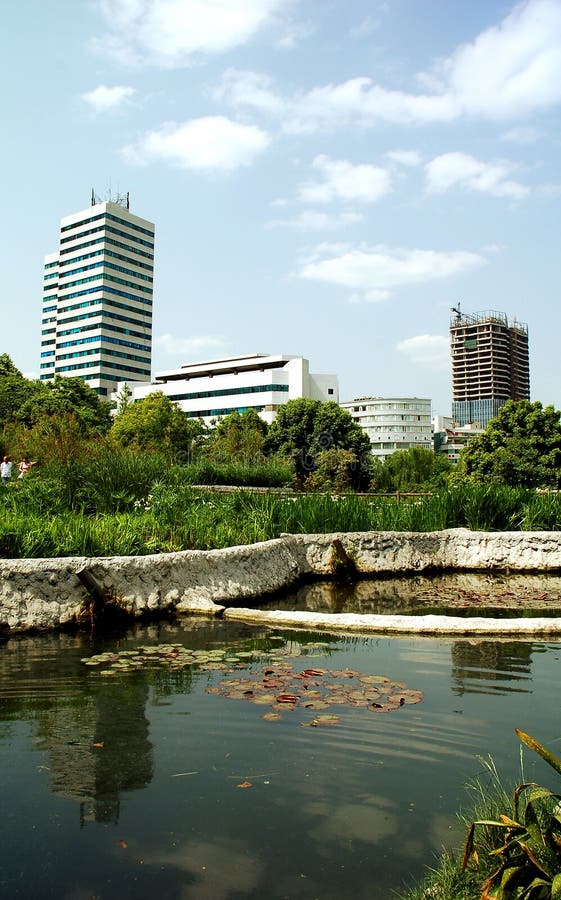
[1,477,561,558]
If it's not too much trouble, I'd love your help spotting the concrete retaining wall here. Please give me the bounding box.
[2,529,561,633]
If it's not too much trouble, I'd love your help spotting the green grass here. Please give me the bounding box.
[2,463,561,558]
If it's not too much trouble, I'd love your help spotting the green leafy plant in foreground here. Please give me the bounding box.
[463,729,561,899]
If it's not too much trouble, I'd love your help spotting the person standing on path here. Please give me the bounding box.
[1,456,13,485]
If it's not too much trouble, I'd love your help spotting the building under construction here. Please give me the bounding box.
[450,309,530,428]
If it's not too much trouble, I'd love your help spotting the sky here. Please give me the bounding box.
[3,0,561,417]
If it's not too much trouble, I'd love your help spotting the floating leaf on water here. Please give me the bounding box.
[302,700,331,710]
[397,690,424,705]
[361,675,392,685]
[304,714,341,727]
[251,694,277,705]
[301,668,327,677]
[261,713,282,722]
[276,693,300,705]
[237,781,252,789]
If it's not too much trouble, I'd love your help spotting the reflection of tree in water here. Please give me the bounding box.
[35,678,153,825]
[450,640,534,697]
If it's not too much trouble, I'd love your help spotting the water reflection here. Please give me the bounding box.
[1,620,560,899]
[451,640,534,696]
[261,572,561,617]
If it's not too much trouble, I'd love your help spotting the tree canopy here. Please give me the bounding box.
[206,409,267,462]
[264,399,373,489]
[110,391,201,458]
[458,400,561,487]
[19,377,112,434]
[374,445,451,492]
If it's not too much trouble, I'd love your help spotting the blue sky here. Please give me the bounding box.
[3,0,561,416]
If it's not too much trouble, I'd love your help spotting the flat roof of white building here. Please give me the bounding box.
[155,353,301,383]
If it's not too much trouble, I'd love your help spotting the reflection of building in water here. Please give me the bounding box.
[450,640,534,696]
[35,680,153,825]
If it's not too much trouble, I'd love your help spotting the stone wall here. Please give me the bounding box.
[2,529,561,633]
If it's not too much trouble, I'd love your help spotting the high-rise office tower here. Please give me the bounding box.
[40,192,154,397]
[450,308,530,428]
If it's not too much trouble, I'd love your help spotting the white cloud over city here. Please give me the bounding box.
[396,335,451,371]
[298,155,392,204]
[122,116,270,170]
[82,84,136,112]
[425,152,529,198]
[298,244,486,298]
[93,0,293,66]
[215,1,561,131]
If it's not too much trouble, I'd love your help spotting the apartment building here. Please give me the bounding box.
[40,193,154,397]
[450,308,529,428]
[340,397,433,461]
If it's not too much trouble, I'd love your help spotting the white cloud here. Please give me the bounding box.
[536,182,561,196]
[266,210,364,230]
[347,289,391,304]
[386,149,422,167]
[298,155,392,204]
[216,1,561,130]
[349,16,380,39]
[122,116,270,170]
[298,244,486,298]
[211,69,287,115]
[397,334,450,371]
[82,84,136,112]
[425,152,529,198]
[501,125,544,143]
[275,19,315,49]
[156,334,227,354]
[93,0,292,66]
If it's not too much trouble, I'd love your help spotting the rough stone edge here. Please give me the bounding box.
[3,529,561,634]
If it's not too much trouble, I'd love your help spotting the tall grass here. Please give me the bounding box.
[1,463,561,558]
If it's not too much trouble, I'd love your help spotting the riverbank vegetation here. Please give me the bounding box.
[400,729,561,900]
[2,356,561,558]
[1,464,561,557]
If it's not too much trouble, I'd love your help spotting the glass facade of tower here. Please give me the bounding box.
[450,310,530,428]
[40,198,154,396]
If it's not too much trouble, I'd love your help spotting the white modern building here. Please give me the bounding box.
[117,353,338,424]
[40,192,155,397]
[341,397,433,461]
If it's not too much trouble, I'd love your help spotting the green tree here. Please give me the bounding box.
[0,353,23,378]
[111,391,201,458]
[114,382,133,415]
[264,399,373,490]
[376,446,451,492]
[18,376,112,434]
[207,409,268,462]
[458,400,561,487]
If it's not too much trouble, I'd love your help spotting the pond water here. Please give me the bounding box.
[259,571,561,618]
[1,613,560,899]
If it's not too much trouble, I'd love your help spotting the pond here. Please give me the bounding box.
[259,571,561,617]
[1,613,560,899]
